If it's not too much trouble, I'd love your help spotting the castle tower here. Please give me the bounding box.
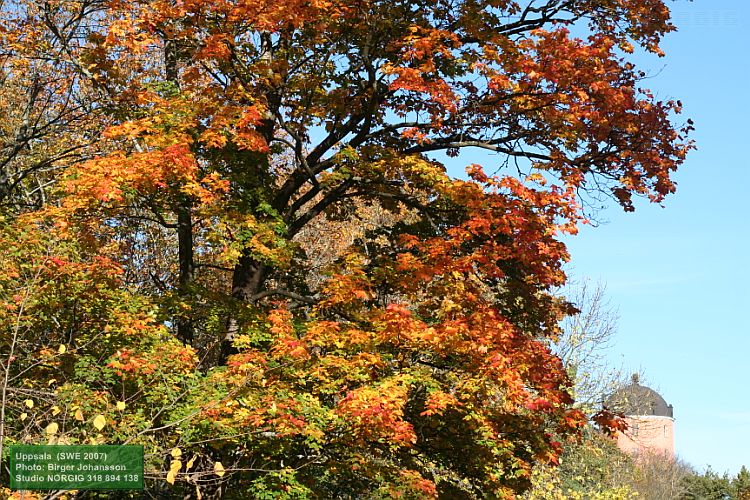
[606,374,675,458]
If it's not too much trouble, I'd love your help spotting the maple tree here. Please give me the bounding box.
[0,0,104,209]
[0,0,692,497]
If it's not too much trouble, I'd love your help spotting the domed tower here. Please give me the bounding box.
[606,374,675,458]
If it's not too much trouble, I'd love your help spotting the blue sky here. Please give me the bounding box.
[562,0,750,475]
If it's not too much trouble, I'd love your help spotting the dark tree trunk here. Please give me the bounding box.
[220,256,268,363]
[165,34,195,346]
[176,202,194,345]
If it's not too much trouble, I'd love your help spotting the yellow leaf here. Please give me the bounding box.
[24,399,34,409]
[214,461,225,477]
[170,448,182,459]
[116,401,126,411]
[47,379,57,386]
[74,409,84,421]
[58,344,66,354]
[45,422,59,435]
[166,468,177,485]
[186,456,196,471]
[20,412,27,421]
[167,459,182,484]
[52,406,61,416]
[92,414,106,430]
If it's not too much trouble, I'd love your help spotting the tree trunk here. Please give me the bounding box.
[218,31,279,364]
[165,33,195,346]
[176,202,194,345]
[220,255,268,362]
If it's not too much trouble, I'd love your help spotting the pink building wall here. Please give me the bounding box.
[615,415,675,458]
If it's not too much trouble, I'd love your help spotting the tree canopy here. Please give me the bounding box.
[0,0,692,497]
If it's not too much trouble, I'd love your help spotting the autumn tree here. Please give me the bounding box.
[0,0,107,209]
[0,0,692,497]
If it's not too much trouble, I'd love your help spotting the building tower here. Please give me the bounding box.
[606,374,675,458]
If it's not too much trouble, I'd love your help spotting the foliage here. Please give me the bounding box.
[0,0,691,497]
[733,466,750,500]
[524,429,638,499]
[680,468,732,500]
[524,431,728,500]
[680,466,750,500]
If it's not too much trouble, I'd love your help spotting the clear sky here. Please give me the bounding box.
[561,0,750,476]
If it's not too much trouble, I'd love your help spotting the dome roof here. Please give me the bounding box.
[606,374,673,418]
